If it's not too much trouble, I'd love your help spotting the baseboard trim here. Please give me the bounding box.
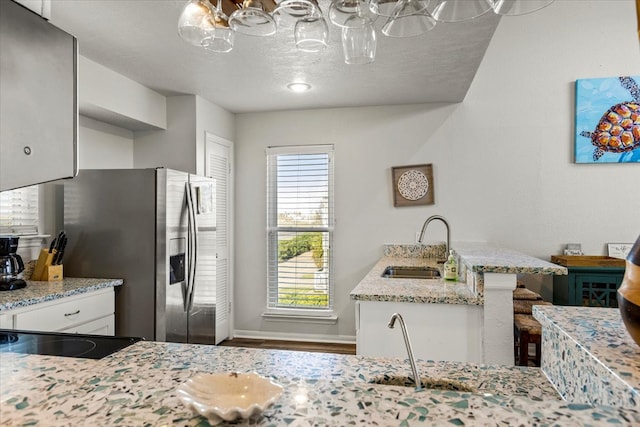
[233,329,356,345]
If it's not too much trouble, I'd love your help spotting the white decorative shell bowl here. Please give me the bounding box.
[177,372,283,422]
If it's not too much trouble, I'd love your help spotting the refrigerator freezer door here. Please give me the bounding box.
[158,169,190,343]
[187,175,217,344]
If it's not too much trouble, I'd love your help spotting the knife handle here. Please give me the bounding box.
[54,237,67,265]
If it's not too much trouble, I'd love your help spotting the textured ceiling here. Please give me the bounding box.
[48,0,501,114]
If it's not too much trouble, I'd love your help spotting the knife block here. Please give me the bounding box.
[43,264,63,281]
[32,249,63,281]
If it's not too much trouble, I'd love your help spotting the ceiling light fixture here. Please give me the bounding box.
[287,82,312,92]
[178,0,555,64]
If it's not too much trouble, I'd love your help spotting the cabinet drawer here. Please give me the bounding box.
[60,315,115,336]
[15,291,114,332]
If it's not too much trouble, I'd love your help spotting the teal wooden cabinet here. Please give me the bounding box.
[551,256,626,307]
[553,267,624,307]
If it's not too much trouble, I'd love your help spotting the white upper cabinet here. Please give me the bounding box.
[0,0,76,191]
[11,0,51,19]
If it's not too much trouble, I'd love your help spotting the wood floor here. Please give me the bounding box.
[219,338,356,355]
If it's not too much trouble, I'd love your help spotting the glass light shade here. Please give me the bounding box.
[273,0,319,28]
[427,0,492,22]
[329,0,374,28]
[382,4,436,37]
[178,0,216,46]
[295,16,329,52]
[202,0,235,53]
[229,0,277,36]
[341,16,376,64]
[370,0,428,18]
[203,28,235,53]
[488,0,555,16]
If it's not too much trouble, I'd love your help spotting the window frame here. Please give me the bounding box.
[264,144,335,319]
[0,184,40,236]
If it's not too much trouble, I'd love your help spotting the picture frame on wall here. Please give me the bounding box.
[574,75,640,163]
[391,164,434,207]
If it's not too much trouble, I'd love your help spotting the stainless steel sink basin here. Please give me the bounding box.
[381,266,441,279]
[369,375,475,392]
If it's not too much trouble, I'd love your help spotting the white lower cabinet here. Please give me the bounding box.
[1,288,115,336]
[355,300,483,363]
[61,316,114,335]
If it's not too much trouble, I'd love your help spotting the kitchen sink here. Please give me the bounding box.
[381,266,441,279]
[369,375,475,392]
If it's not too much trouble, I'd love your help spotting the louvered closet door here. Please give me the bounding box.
[205,133,232,344]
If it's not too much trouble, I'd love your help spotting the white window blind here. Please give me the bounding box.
[0,185,39,235]
[266,145,334,314]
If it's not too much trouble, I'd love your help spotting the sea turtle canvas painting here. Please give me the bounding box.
[575,75,640,163]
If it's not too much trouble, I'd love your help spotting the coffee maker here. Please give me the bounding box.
[0,236,26,291]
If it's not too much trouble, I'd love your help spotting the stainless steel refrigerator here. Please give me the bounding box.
[63,168,220,344]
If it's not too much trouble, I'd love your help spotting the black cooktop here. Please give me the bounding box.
[0,329,143,359]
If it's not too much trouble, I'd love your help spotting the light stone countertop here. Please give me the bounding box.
[351,243,567,304]
[349,255,480,305]
[534,305,640,409]
[4,340,640,426]
[454,243,568,275]
[0,278,123,312]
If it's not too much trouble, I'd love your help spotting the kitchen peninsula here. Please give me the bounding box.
[3,279,640,424]
[534,305,640,409]
[351,244,567,364]
[2,339,640,425]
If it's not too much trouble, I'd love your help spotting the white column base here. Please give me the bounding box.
[483,273,517,365]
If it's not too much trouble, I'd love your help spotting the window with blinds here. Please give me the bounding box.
[0,185,39,235]
[266,145,334,314]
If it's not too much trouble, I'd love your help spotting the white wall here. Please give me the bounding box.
[234,0,640,338]
[78,115,134,169]
[134,96,197,172]
[134,95,235,173]
[195,96,235,176]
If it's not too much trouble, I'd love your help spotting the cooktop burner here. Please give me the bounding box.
[0,329,143,359]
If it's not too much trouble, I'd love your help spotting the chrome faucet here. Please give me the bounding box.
[417,215,450,255]
[388,313,422,390]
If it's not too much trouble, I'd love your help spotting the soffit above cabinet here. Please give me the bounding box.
[78,103,166,132]
[78,55,167,132]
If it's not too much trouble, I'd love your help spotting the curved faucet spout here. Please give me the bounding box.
[388,313,422,390]
[417,215,450,255]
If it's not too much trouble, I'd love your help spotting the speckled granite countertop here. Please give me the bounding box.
[3,340,640,426]
[349,255,480,305]
[454,243,567,275]
[534,305,640,409]
[351,243,566,305]
[0,278,123,312]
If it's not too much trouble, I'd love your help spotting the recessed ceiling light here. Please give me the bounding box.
[287,83,311,93]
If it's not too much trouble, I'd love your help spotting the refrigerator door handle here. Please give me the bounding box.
[185,182,194,312]
[186,182,199,313]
